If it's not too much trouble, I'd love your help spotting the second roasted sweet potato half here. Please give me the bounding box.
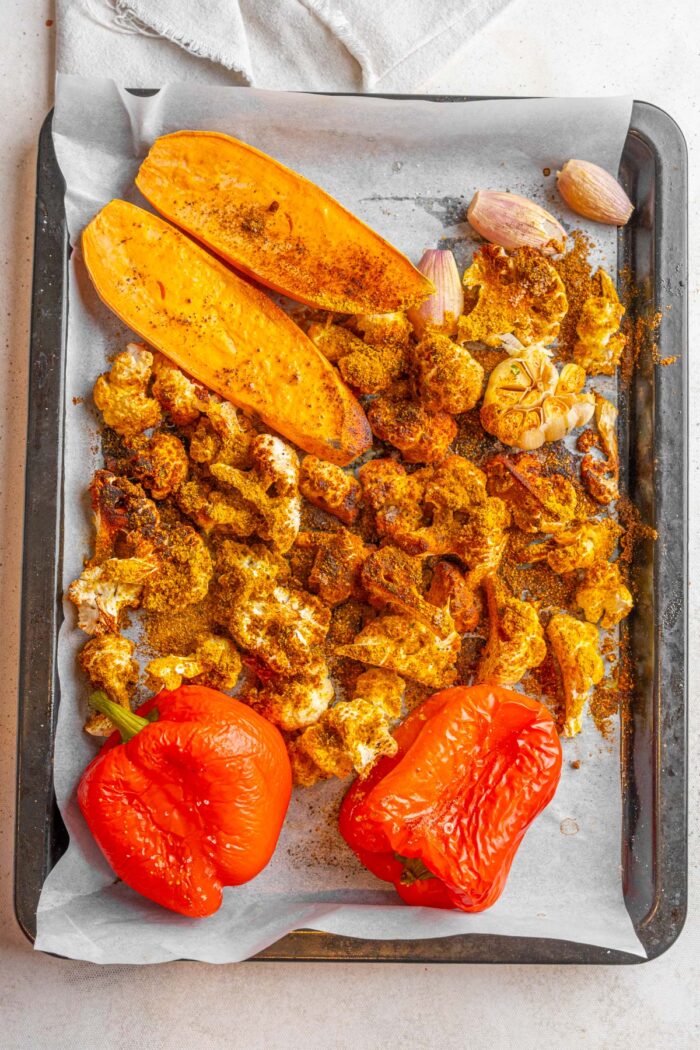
[136,130,434,314]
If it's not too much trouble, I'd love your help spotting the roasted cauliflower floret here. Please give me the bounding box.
[295,529,371,606]
[575,561,633,629]
[308,321,407,394]
[476,577,546,687]
[411,333,484,415]
[579,396,620,505]
[249,657,335,731]
[145,634,242,693]
[361,546,454,638]
[93,343,162,439]
[78,634,139,736]
[527,519,622,574]
[485,452,578,533]
[213,541,329,675]
[189,398,254,469]
[367,396,457,463]
[151,352,209,425]
[142,524,213,612]
[175,474,258,534]
[336,615,460,689]
[123,432,189,500]
[299,456,362,525]
[458,245,568,348]
[481,350,595,449]
[573,269,626,376]
[427,561,481,633]
[67,556,156,635]
[90,470,161,562]
[350,312,413,346]
[210,434,301,552]
[290,669,405,786]
[358,459,425,545]
[547,613,605,737]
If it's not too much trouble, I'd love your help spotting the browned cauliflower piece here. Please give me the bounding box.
[411,333,484,414]
[142,524,213,612]
[90,470,161,562]
[308,319,408,394]
[481,350,594,450]
[145,634,242,693]
[476,577,546,687]
[579,396,620,505]
[295,529,372,606]
[93,343,162,439]
[210,434,301,553]
[547,613,605,737]
[123,432,189,500]
[175,474,259,534]
[485,452,578,533]
[67,556,157,635]
[573,269,626,376]
[575,561,633,629]
[78,634,139,736]
[336,615,460,689]
[249,657,335,732]
[151,352,210,425]
[358,459,426,546]
[212,541,329,676]
[526,519,622,574]
[350,313,413,346]
[299,456,362,525]
[367,396,457,463]
[458,245,568,348]
[427,561,482,633]
[290,669,405,786]
[189,398,254,469]
[361,546,455,638]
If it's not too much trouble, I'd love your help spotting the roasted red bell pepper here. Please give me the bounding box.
[339,685,562,912]
[78,684,292,918]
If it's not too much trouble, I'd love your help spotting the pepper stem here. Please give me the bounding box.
[89,690,152,742]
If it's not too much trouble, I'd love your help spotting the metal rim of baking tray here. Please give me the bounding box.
[15,97,688,964]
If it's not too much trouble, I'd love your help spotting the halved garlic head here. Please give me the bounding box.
[480,349,595,449]
[458,245,568,349]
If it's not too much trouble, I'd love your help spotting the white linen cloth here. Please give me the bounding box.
[57,0,512,91]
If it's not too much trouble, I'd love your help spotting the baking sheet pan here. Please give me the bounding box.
[15,98,688,963]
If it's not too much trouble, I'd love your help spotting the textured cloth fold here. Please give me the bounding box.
[57,0,512,91]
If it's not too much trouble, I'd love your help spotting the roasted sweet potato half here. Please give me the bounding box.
[82,200,372,465]
[136,131,434,315]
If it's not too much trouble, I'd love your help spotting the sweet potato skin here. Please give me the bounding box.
[82,200,371,465]
[136,131,433,315]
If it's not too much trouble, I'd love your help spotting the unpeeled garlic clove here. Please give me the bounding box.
[467,191,566,255]
[557,160,633,226]
[407,249,464,336]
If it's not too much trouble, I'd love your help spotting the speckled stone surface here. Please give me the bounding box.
[0,1,697,1046]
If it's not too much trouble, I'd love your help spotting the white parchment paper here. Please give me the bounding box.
[35,74,644,963]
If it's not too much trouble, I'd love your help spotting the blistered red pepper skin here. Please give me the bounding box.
[78,685,292,918]
[339,685,561,913]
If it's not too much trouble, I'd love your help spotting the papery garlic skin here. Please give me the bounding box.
[467,191,566,255]
[407,250,464,337]
[557,160,633,226]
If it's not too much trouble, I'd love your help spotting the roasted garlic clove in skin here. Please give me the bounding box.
[480,349,595,450]
[467,191,566,255]
[557,160,634,226]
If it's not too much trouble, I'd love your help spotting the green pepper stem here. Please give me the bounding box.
[89,690,152,742]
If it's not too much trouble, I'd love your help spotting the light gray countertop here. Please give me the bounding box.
[0,1,697,1046]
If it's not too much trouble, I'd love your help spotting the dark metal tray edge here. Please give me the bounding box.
[15,97,688,964]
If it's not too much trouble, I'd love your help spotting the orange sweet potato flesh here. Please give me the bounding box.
[82,200,372,465]
[136,131,434,315]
